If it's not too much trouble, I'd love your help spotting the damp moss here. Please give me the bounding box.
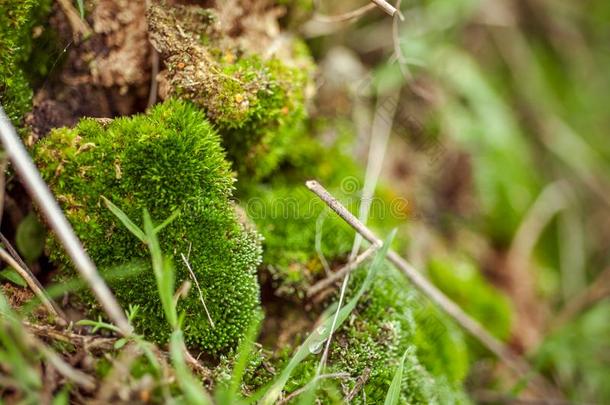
[33,99,262,353]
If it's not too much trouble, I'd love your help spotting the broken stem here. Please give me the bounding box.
[370,0,400,18]
[56,0,92,40]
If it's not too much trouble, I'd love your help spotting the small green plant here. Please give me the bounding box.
[384,347,410,405]
[33,99,263,353]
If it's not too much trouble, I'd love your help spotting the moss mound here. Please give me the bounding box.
[0,0,51,125]
[33,99,262,352]
[147,1,313,179]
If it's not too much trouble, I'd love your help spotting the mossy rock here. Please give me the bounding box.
[33,99,262,353]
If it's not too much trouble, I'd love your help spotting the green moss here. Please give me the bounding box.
[218,55,309,178]
[33,99,262,353]
[237,132,469,402]
[238,134,361,297]
[244,182,354,298]
[0,0,51,125]
[239,131,410,298]
[427,256,512,341]
[147,2,314,179]
[270,267,470,404]
[331,268,469,404]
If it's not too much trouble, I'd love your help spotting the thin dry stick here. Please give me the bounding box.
[391,0,412,81]
[307,243,379,298]
[317,90,400,379]
[0,107,131,335]
[0,154,7,227]
[508,181,568,266]
[345,367,371,402]
[0,233,31,275]
[38,342,96,390]
[552,266,610,330]
[0,247,67,325]
[370,0,399,17]
[305,180,551,391]
[24,321,116,351]
[147,49,160,108]
[180,252,214,328]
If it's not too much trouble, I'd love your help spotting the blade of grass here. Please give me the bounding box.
[75,0,84,18]
[143,210,177,329]
[101,196,146,242]
[154,210,180,234]
[170,330,212,405]
[384,347,411,405]
[229,321,260,397]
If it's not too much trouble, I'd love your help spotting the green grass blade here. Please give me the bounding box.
[143,210,177,329]
[384,347,410,405]
[259,230,396,405]
[153,209,180,234]
[75,0,84,18]
[101,196,146,242]
[170,330,212,405]
[230,320,260,396]
[0,268,27,287]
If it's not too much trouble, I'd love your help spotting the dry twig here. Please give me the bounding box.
[276,372,350,405]
[370,0,400,17]
[317,90,399,378]
[24,321,116,351]
[313,3,377,24]
[552,266,610,329]
[345,367,371,402]
[180,252,214,328]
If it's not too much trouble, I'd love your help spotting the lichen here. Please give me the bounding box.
[33,99,263,353]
